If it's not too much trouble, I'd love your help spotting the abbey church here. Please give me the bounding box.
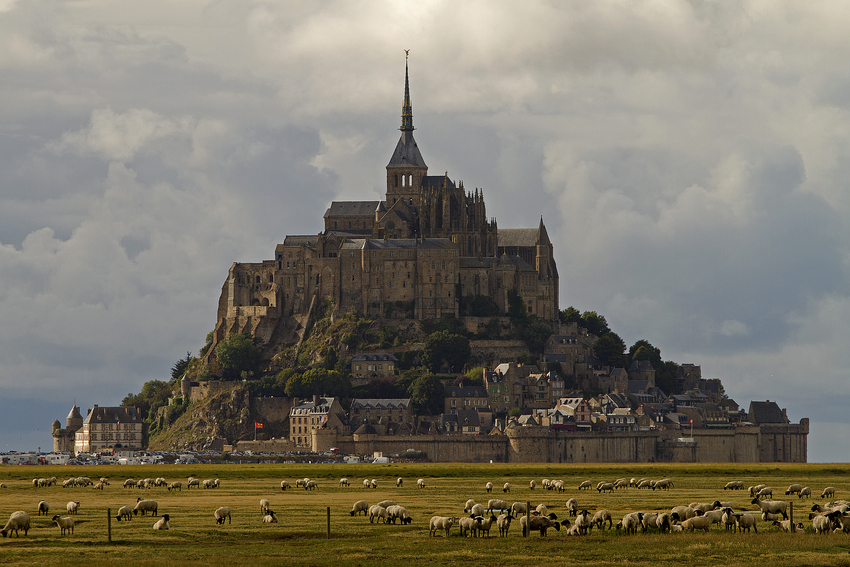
[209,59,559,355]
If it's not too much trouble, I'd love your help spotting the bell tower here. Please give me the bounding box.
[386,52,428,208]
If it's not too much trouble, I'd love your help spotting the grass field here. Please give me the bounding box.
[1,462,849,566]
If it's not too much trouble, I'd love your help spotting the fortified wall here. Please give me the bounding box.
[310,419,809,463]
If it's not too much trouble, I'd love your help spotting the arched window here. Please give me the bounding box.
[402,175,406,187]
[394,175,398,188]
[408,174,413,186]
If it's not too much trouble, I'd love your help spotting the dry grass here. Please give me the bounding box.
[0,462,848,566]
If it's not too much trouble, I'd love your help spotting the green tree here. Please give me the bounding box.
[593,332,627,367]
[629,339,662,369]
[506,288,527,320]
[656,360,679,396]
[171,352,193,381]
[422,331,471,373]
[408,374,445,415]
[122,380,172,422]
[463,367,485,387]
[284,368,351,399]
[580,311,610,337]
[559,306,582,324]
[521,317,553,354]
[214,333,261,377]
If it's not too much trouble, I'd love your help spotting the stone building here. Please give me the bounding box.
[350,353,398,387]
[206,57,559,360]
[289,396,346,447]
[52,405,84,453]
[73,405,144,454]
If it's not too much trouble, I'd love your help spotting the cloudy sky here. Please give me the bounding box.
[1,1,846,462]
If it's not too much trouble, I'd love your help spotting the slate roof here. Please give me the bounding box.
[748,401,788,424]
[82,405,142,425]
[499,254,534,271]
[387,131,427,169]
[498,228,539,248]
[350,398,410,410]
[420,175,455,190]
[324,201,382,218]
[629,360,656,372]
[351,353,398,362]
[281,235,320,248]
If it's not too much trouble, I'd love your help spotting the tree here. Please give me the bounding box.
[214,333,261,377]
[422,331,471,373]
[656,360,679,396]
[593,332,627,367]
[122,380,172,422]
[521,318,553,354]
[408,374,445,415]
[629,339,662,369]
[580,311,610,337]
[463,367,485,387]
[506,288,527,320]
[171,352,193,381]
[559,306,582,324]
[284,368,351,399]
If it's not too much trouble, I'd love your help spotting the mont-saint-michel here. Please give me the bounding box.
[50,59,807,464]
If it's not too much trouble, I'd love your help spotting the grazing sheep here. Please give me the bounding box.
[680,514,712,533]
[52,515,75,535]
[656,512,672,533]
[167,481,182,492]
[458,516,481,537]
[296,478,309,488]
[417,478,426,489]
[350,500,369,517]
[550,480,565,493]
[736,513,757,533]
[368,505,388,524]
[475,514,497,537]
[613,478,629,490]
[304,480,318,490]
[187,478,200,489]
[497,513,512,536]
[263,511,278,523]
[652,478,673,490]
[1,511,30,538]
[724,480,745,490]
[464,499,477,513]
[510,502,527,517]
[116,505,134,521]
[591,509,613,530]
[487,499,509,513]
[386,505,412,525]
[756,486,773,500]
[470,503,486,517]
[428,516,457,537]
[529,480,536,490]
[785,484,804,496]
[133,498,159,517]
[214,506,232,525]
[153,478,166,488]
[397,477,403,488]
[153,514,170,530]
[799,487,812,499]
[66,501,80,515]
[575,510,592,535]
[751,498,788,520]
[772,519,803,533]
[637,479,652,489]
[618,512,641,535]
[280,481,290,491]
[339,478,350,487]
[521,513,561,536]
[597,482,614,494]
[370,479,377,489]
[92,482,105,490]
[762,511,783,522]
[535,504,548,517]
[362,479,371,489]
[260,499,271,514]
[641,512,659,532]
[566,498,578,517]
[670,505,696,522]
[502,482,511,493]
[826,510,850,532]
[37,501,50,516]
[376,500,396,509]
[485,482,493,493]
[822,487,836,499]
[811,513,830,534]
[123,479,136,489]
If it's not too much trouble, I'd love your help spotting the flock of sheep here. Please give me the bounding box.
[2,473,848,539]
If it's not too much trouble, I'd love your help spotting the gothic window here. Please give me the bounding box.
[394,175,399,188]
[402,175,406,187]
[408,174,413,186]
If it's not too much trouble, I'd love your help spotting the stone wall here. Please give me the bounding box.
[252,397,293,424]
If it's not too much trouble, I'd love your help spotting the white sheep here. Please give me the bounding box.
[497,513,512,536]
[811,513,830,534]
[756,486,773,500]
[736,513,757,533]
[724,480,745,490]
[386,505,412,524]
[417,478,426,489]
[721,508,738,532]
[618,512,640,534]
[578,480,592,490]
[510,502,527,517]
[487,499,509,513]
[280,481,291,491]
[339,478,350,487]
[428,516,457,536]
[187,478,200,489]
[1,511,30,537]
[799,487,812,499]
[37,501,50,516]
[502,482,511,493]
[376,499,396,509]
[535,504,548,517]
[485,482,493,493]
[551,480,565,493]
[751,498,788,520]
[458,516,481,537]
[362,479,371,489]
[116,505,134,521]
[296,478,309,488]
[167,481,182,492]
[370,479,378,489]
[566,498,578,517]
[772,519,804,533]
[123,479,136,489]
[153,478,166,487]
[529,480,536,490]
[641,512,659,532]
[52,515,75,535]
[822,486,836,499]
[350,500,369,517]
[92,482,105,490]
[474,514,496,537]
[66,501,80,515]
[520,513,561,536]
[574,510,592,535]
[670,505,696,522]
[214,506,232,525]
[470,503,486,517]
[749,484,767,498]
[397,477,403,488]
[368,505,388,524]
[655,512,672,533]
[263,511,278,523]
[133,498,159,516]
[260,499,271,514]
[680,514,712,533]
[153,514,170,530]
[785,484,803,496]
[304,480,318,490]
[592,509,613,530]
[597,482,614,493]
[203,479,216,489]
[464,499,477,513]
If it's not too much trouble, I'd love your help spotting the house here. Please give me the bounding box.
[441,409,481,434]
[350,398,413,429]
[747,400,790,425]
[605,408,635,432]
[289,396,346,447]
[628,360,656,388]
[350,353,398,387]
[444,384,489,414]
[73,405,144,454]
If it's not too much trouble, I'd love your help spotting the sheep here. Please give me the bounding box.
[63,479,76,488]
[510,502,527,517]
[470,503,486,517]
[591,509,613,530]
[487,499,509,513]
[187,478,200,489]
[263,511,278,523]
[702,509,725,526]
[502,482,511,493]
[748,484,766,498]
[670,524,684,533]
[690,501,721,514]
[497,513,512,536]
[296,478,309,488]
[799,487,812,499]
[92,482,105,490]
[386,505,412,524]
[652,478,673,490]
[260,499,271,514]
[618,512,641,534]
[597,482,614,494]
[133,498,159,517]
[670,505,696,522]
[785,484,803,496]
[350,500,369,517]
[751,497,788,520]
[475,514,497,537]
[641,512,659,532]
[123,479,136,489]
[417,478,426,489]
[542,479,551,490]
[428,516,457,537]
[463,499,476,513]
[396,477,403,488]
[376,500,396,509]
[637,479,652,489]
[370,479,378,489]
[826,510,850,533]
[339,478,350,487]
[613,478,629,490]
[37,501,50,516]
[566,498,578,517]
[1,511,30,537]
[368,505,388,524]
[485,482,493,493]
[458,516,481,537]
[529,480,536,490]
[153,514,170,530]
[167,481,182,492]
[116,505,134,521]
[721,508,738,532]
[724,480,745,490]
[772,519,803,533]
[203,479,216,489]
[66,501,80,515]
[575,510,592,535]
[214,506,232,525]
[551,480,565,493]
[521,513,561,536]
[52,515,75,535]
[535,504,549,517]
[280,481,290,491]
[304,480,318,490]
[822,487,836,499]
[656,512,672,533]
[153,478,166,488]
[756,486,773,500]
[811,513,830,534]
[681,514,712,533]
[762,511,783,522]
[736,512,757,533]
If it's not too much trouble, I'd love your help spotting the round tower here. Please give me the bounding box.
[52,419,61,434]
[66,405,83,431]
[181,374,192,400]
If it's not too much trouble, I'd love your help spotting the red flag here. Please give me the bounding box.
[255,422,263,429]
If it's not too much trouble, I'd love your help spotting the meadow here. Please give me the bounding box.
[0,462,849,566]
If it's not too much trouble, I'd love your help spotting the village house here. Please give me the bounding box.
[72,405,144,454]
[289,396,346,447]
[350,353,398,387]
[444,384,489,414]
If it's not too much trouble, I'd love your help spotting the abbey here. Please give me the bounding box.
[209,59,558,354]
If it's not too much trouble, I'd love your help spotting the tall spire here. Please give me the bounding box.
[401,50,414,132]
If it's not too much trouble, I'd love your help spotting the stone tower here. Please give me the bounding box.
[386,54,428,209]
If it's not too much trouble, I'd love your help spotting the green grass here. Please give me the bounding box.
[1,463,849,566]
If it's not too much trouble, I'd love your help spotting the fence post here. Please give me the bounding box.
[107,508,112,543]
[789,501,794,532]
[327,506,331,539]
[525,502,530,537]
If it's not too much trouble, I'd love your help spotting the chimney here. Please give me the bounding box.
[313,394,320,408]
